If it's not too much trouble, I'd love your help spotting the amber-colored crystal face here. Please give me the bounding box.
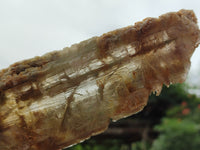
[0,9,199,150]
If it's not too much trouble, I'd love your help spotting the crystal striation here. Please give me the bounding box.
[0,9,199,150]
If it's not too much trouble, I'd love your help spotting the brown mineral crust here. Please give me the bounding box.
[0,9,199,150]
[113,88,149,120]
[0,10,198,94]
[96,9,199,58]
[0,51,61,92]
[97,9,200,119]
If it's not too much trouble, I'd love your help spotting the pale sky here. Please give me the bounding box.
[0,0,200,83]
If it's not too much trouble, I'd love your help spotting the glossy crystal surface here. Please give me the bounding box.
[0,9,199,150]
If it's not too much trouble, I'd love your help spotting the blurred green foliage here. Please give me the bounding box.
[64,84,200,150]
[150,118,200,150]
[150,84,200,150]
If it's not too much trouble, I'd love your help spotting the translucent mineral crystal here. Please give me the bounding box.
[0,9,199,150]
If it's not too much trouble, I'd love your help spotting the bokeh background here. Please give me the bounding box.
[0,0,200,150]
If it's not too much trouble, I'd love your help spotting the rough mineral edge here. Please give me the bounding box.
[0,9,199,150]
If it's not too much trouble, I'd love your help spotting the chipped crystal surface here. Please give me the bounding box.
[0,9,200,150]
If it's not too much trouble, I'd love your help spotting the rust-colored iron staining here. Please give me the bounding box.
[0,9,200,150]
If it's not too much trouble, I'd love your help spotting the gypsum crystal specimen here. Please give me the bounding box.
[0,9,199,150]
